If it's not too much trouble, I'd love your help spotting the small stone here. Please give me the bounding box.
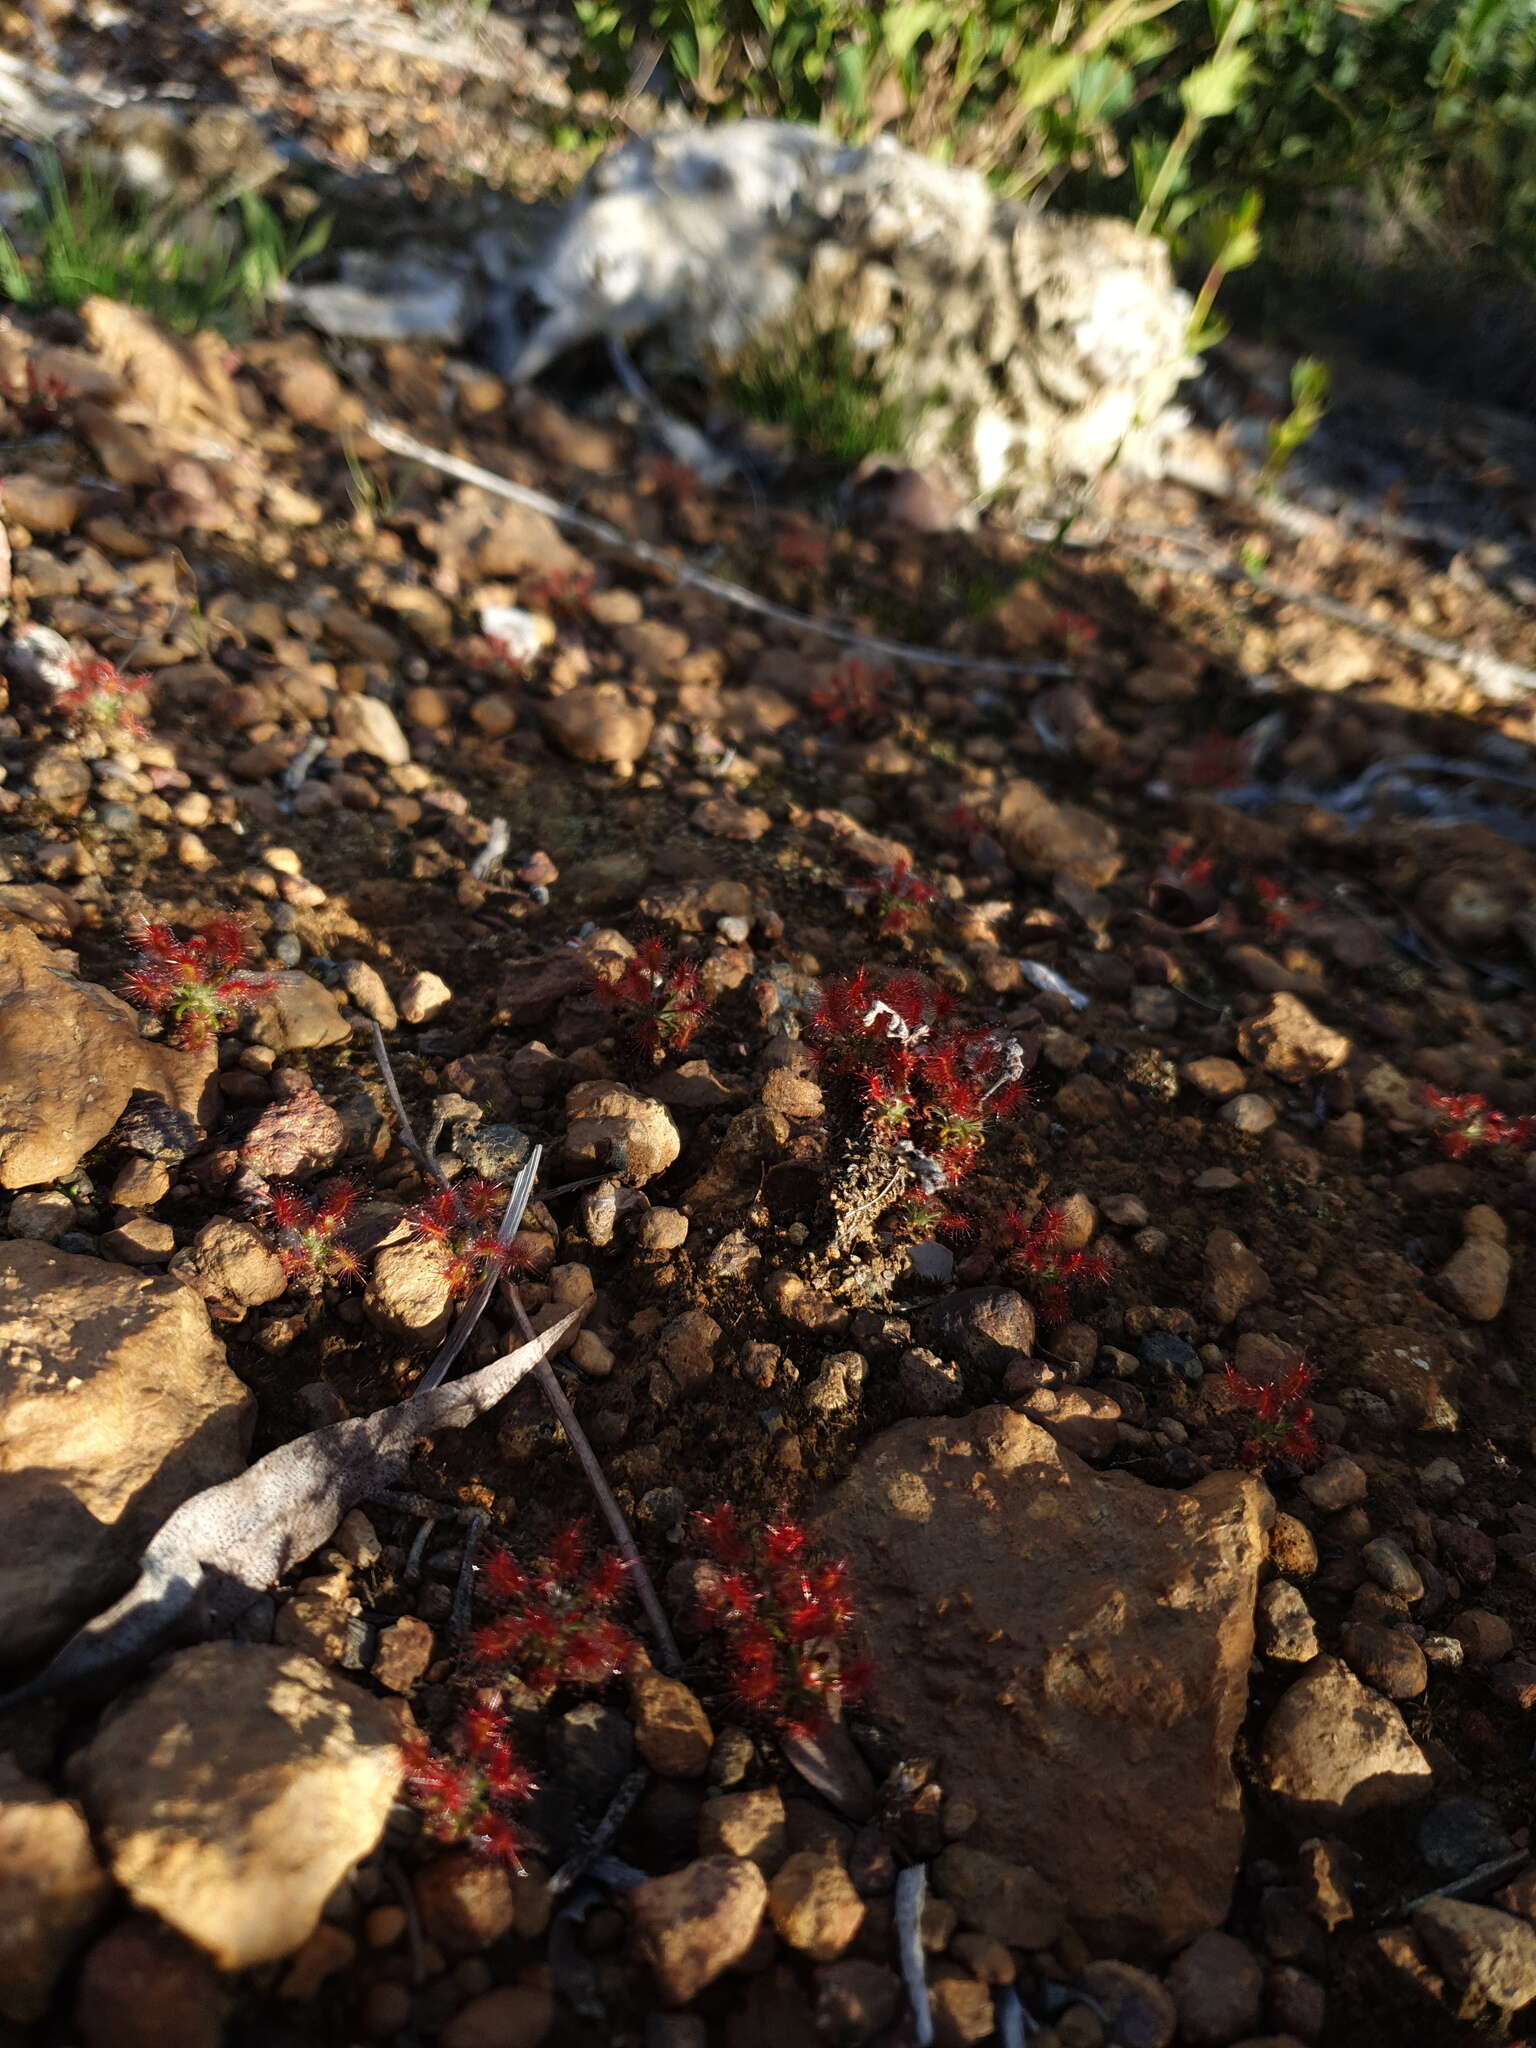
[1451,1609,1513,1664]
[655,1309,723,1392]
[929,1971,997,2047]
[1362,1538,1424,1603]
[543,683,654,771]
[921,1287,1036,1370]
[627,1855,768,2003]
[1257,1581,1320,1664]
[564,1081,680,1186]
[336,961,398,1031]
[363,1235,454,1343]
[1183,1058,1247,1100]
[453,1121,533,1178]
[1165,1929,1263,2046]
[1299,1458,1367,1513]
[1439,1236,1510,1322]
[169,1216,286,1316]
[0,1758,111,2022]
[638,1207,689,1253]
[238,1090,347,1180]
[1340,1622,1428,1700]
[1257,1657,1432,1829]
[933,1845,1062,1949]
[277,1923,354,2000]
[330,693,411,766]
[1138,1329,1203,1385]
[767,1850,866,1960]
[77,1644,400,1969]
[1418,1797,1515,1878]
[1236,994,1351,1084]
[1076,1960,1177,2048]
[74,1916,229,2048]
[399,971,452,1024]
[372,1615,433,1693]
[248,972,351,1051]
[6,1187,76,1240]
[1413,1897,1536,2011]
[1221,1093,1277,1134]
[814,1958,902,2042]
[1419,1457,1465,1504]
[1269,1514,1319,1578]
[699,1787,787,1871]
[110,1156,172,1208]
[897,1345,964,1414]
[441,1986,555,2048]
[415,1852,515,1953]
[101,1217,176,1265]
[1205,1227,1271,1325]
[630,1670,715,1778]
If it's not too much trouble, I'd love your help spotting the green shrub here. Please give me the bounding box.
[0,155,330,332]
[570,0,1536,278]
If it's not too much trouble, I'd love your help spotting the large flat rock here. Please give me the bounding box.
[0,1241,252,1664]
[818,1405,1269,1955]
[0,923,215,1188]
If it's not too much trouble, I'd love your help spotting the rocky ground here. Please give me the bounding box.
[6,8,1536,2048]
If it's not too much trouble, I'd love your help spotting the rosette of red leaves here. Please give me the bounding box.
[807,657,889,731]
[1221,1359,1318,1468]
[693,1504,870,1738]
[471,1526,634,1693]
[121,916,274,1050]
[265,1182,361,1291]
[55,653,152,744]
[998,1205,1111,1325]
[849,854,937,937]
[806,968,1026,1185]
[401,1702,537,1867]
[407,1176,532,1296]
[1424,1087,1536,1161]
[592,937,711,1060]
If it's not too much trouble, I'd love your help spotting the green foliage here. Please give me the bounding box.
[720,315,923,468]
[0,155,331,332]
[570,0,1536,280]
[1259,354,1330,489]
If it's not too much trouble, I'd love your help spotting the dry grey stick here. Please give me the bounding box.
[417,1148,542,1394]
[1038,513,1536,703]
[0,1310,578,1709]
[363,417,1071,682]
[551,1766,650,1898]
[501,1280,682,1675]
[895,1863,935,2047]
[362,1021,680,1671]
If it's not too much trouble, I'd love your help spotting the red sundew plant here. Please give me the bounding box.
[408,1176,532,1296]
[470,1525,635,1692]
[1162,838,1216,889]
[264,1182,362,1291]
[693,1505,870,1737]
[1424,1087,1536,1160]
[1251,875,1321,935]
[1175,731,1253,791]
[56,654,152,745]
[121,916,274,1050]
[592,936,712,1060]
[849,855,937,937]
[806,967,1028,1186]
[998,1205,1112,1324]
[401,1702,538,1867]
[1048,608,1100,657]
[807,658,890,731]
[1221,1359,1318,1468]
[522,566,596,616]
[887,1192,973,1244]
[649,454,701,508]
[3,361,71,429]
[772,523,830,574]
